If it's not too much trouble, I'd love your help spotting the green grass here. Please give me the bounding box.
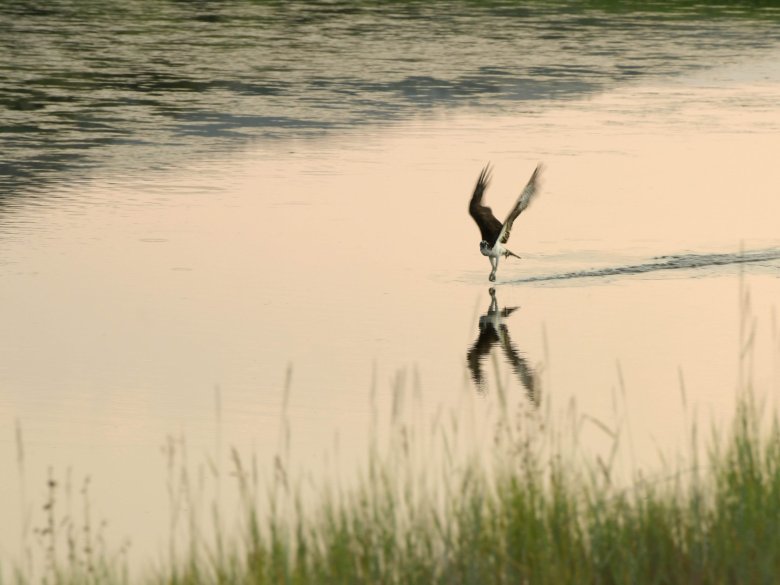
[10,386,780,585]
[224,394,780,585]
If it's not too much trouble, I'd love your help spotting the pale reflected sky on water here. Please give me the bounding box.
[3,14,780,575]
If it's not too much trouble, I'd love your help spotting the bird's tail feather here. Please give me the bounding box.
[504,249,521,259]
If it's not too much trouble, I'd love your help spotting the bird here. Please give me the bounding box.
[468,163,543,282]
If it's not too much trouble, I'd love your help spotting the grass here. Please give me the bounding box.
[233,394,780,585]
[8,383,780,585]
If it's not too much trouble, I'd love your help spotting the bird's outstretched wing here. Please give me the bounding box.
[497,164,543,245]
[468,165,502,247]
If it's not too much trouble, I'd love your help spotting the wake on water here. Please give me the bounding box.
[511,247,780,284]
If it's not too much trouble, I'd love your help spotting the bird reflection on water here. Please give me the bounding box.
[467,287,539,405]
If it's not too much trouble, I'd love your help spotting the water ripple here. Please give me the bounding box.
[514,248,780,284]
[2,1,780,194]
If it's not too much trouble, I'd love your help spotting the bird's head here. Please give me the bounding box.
[479,240,490,255]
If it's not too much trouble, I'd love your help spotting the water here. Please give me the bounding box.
[3,0,780,575]
[4,0,780,193]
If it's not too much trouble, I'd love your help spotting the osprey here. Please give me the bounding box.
[468,163,543,281]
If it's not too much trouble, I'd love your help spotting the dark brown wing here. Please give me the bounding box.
[468,165,502,247]
[498,163,543,245]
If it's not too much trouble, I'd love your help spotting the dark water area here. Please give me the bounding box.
[3,0,780,197]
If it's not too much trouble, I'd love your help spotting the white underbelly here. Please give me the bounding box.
[479,242,505,258]
[488,242,504,258]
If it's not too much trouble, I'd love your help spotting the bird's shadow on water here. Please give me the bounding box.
[505,247,780,285]
[466,287,540,406]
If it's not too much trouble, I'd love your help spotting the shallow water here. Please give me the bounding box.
[3,1,780,575]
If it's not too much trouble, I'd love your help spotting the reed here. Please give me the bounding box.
[8,377,780,584]
[222,388,780,585]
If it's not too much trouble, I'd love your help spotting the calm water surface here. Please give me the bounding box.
[3,0,780,574]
